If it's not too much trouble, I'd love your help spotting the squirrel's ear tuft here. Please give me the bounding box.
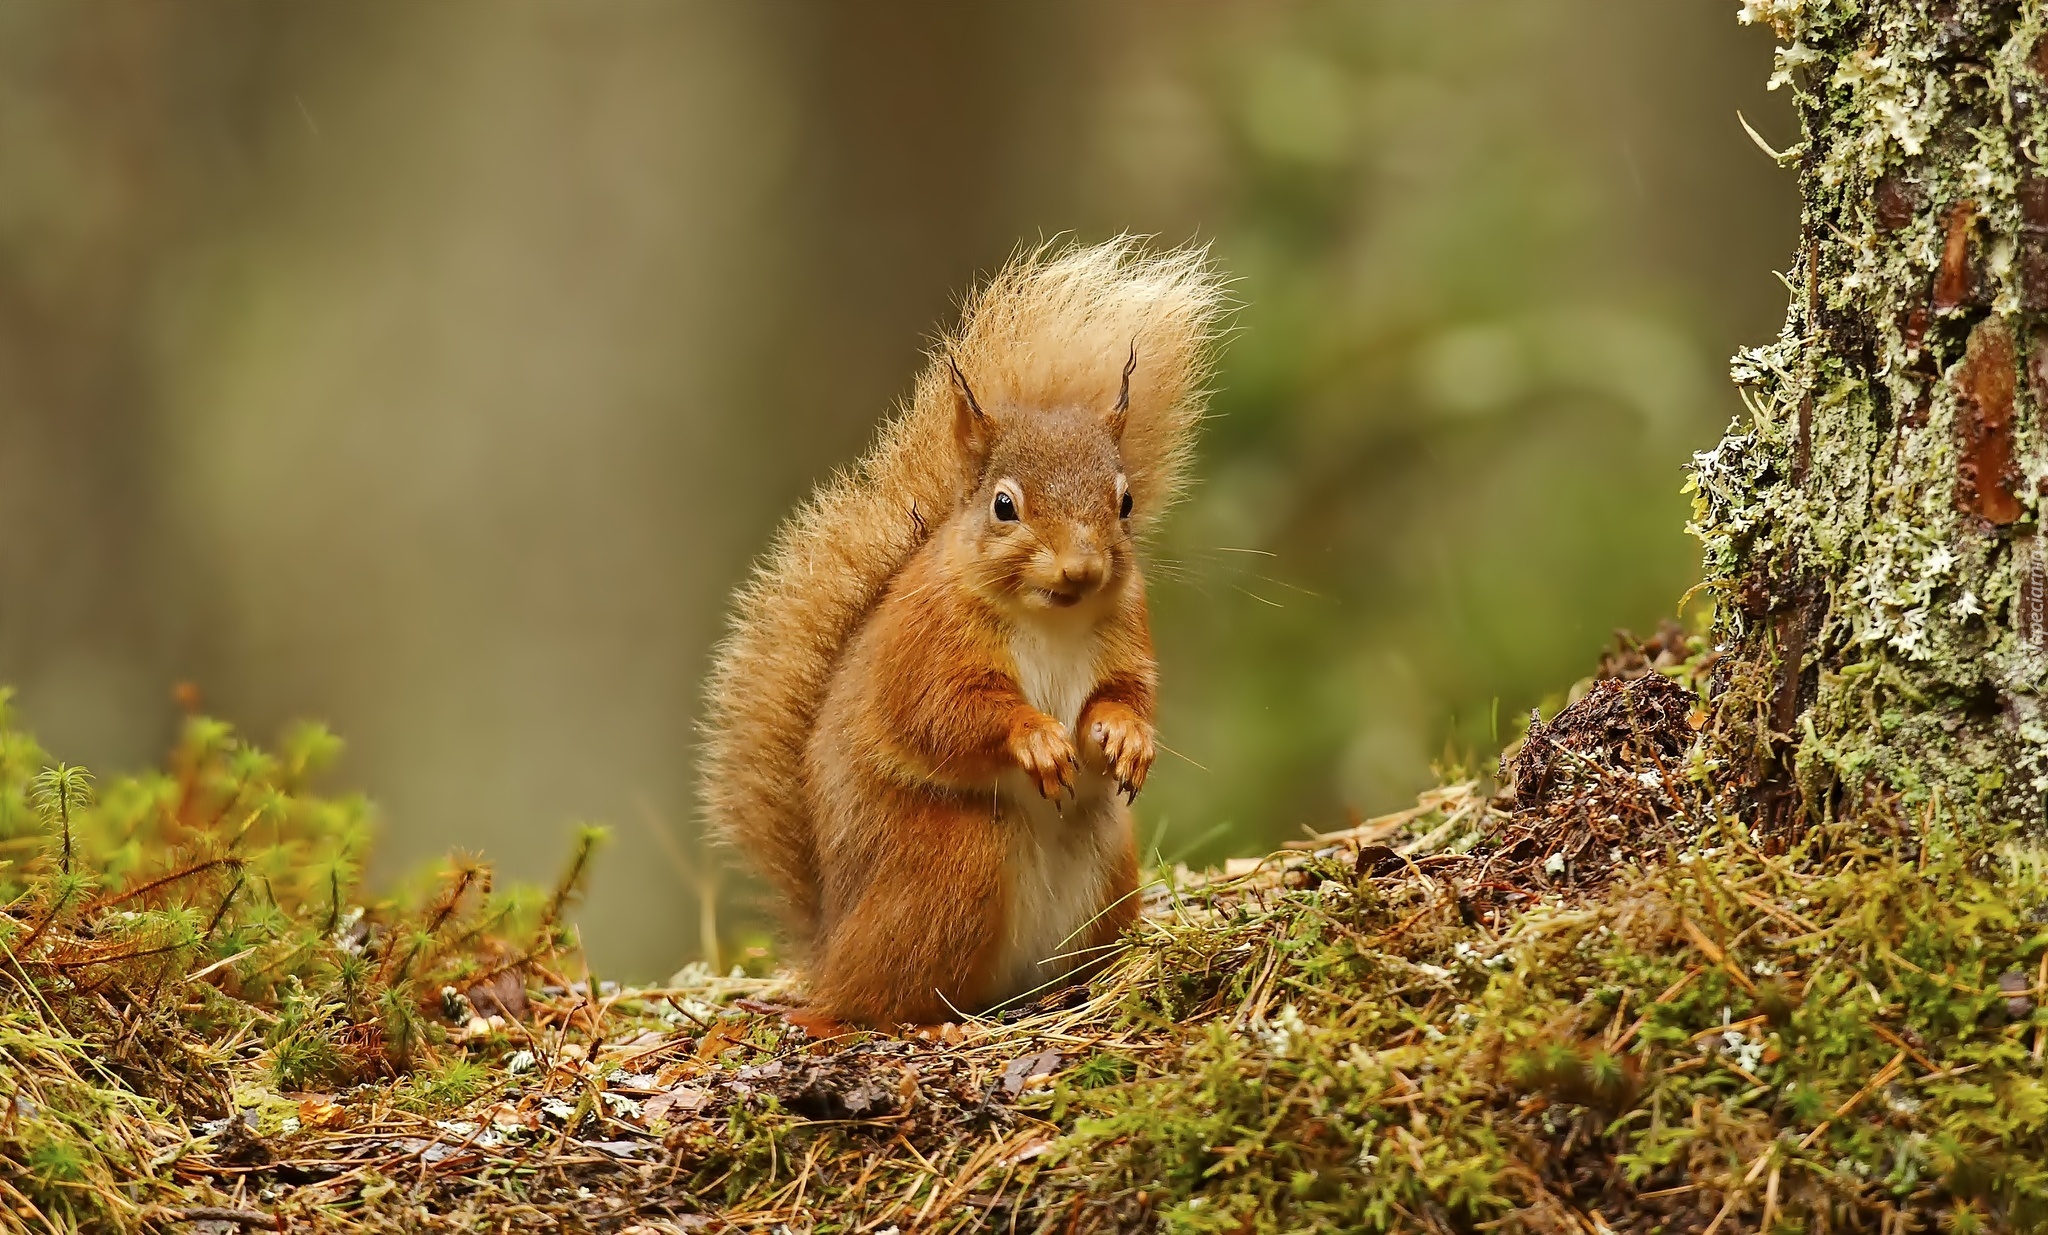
[1105,342,1137,442]
[949,355,994,464]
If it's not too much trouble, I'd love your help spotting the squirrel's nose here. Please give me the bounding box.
[1056,554,1107,591]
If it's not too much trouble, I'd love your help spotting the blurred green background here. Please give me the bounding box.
[0,1,1794,980]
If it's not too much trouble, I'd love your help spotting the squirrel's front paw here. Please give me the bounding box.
[1007,712,1078,800]
[1083,701,1155,803]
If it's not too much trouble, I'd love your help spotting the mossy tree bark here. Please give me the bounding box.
[1694,1,2048,829]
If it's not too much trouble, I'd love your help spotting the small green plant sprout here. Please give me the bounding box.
[31,761,94,874]
[531,824,609,958]
[1507,1036,1638,1113]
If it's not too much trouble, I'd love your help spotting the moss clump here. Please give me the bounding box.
[1049,814,2048,1231]
[0,689,592,1231]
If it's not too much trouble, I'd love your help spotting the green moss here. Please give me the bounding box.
[1045,816,2048,1231]
[0,691,592,1232]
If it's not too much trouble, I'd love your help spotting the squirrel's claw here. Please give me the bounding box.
[1084,704,1154,806]
[1010,713,1078,803]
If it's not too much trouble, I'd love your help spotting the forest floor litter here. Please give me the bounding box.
[4,632,2047,1232]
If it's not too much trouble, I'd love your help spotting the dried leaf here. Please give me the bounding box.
[1002,1048,1064,1095]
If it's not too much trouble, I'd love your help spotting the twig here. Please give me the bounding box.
[169,1207,279,1230]
[1869,1023,1938,1075]
[1613,966,1702,1051]
[89,857,242,914]
[2036,950,2047,1064]
[1798,1048,1908,1150]
[1680,917,1758,997]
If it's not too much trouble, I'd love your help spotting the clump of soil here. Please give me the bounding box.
[1483,626,1709,891]
[1264,629,1714,932]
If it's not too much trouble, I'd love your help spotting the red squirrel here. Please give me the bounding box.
[702,239,1225,1026]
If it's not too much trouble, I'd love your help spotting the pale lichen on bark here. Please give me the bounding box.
[1693,0,2048,822]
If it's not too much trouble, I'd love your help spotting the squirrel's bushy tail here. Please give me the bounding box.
[700,237,1228,942]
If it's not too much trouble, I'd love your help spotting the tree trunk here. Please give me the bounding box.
[1696,1,2048,830]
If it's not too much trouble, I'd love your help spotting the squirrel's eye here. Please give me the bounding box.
[1120,490,1133,519]
[992,491,1019,522]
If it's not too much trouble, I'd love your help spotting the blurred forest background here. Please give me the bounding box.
[0,1,1795,979]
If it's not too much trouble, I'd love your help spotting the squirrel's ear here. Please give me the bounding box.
[1105,342,1137,442]
[949,356,993,463]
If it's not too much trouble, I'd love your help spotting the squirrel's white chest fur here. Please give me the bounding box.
[1007,620,1097,732]
[990,620,1122,1006]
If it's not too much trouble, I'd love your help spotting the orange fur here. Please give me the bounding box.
[700,238,1226,1024]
